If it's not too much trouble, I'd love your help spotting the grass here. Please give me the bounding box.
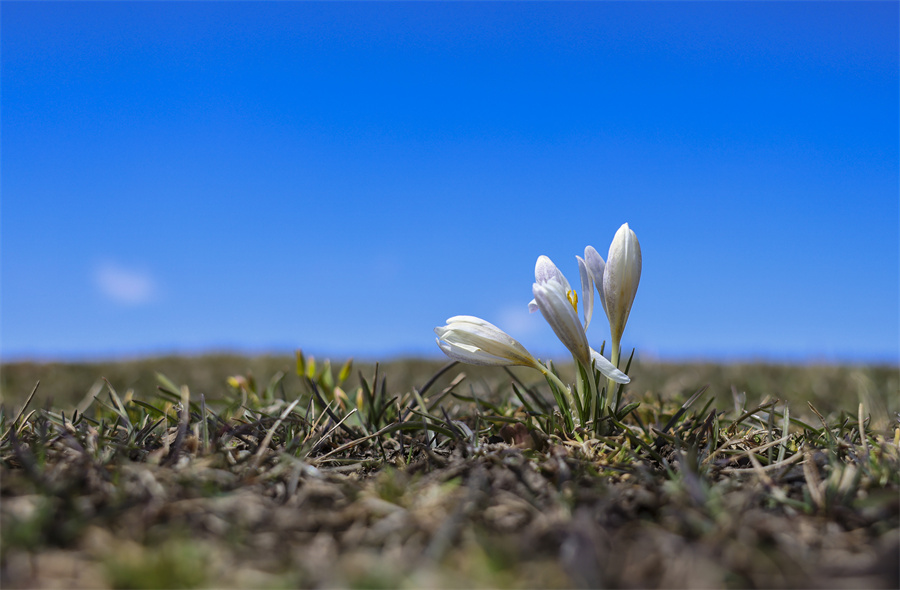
[1,354,898,588]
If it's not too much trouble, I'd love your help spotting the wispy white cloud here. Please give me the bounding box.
[94,262,157,305]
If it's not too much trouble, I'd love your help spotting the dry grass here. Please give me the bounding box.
[1,355,898,588]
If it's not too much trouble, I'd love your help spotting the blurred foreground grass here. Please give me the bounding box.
[1,354,898,589]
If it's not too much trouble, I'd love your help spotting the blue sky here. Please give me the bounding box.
[2,1,898,364]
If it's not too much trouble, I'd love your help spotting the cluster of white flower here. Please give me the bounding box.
[435,223,641,421]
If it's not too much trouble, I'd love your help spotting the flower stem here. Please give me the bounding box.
[539,363,577,424]
[607,337,621,414]
[584,359,600,432]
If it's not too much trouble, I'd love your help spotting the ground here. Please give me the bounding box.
[1,356,898,588]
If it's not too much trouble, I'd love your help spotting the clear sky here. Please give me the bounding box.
[2,1,898,364]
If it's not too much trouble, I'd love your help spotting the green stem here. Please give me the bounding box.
[584,358,600,432]
[607,337,621,414]
[541,365,575,410]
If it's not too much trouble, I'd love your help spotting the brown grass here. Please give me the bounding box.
[1,355,898,588]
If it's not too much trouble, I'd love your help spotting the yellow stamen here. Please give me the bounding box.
[566,289,578,313]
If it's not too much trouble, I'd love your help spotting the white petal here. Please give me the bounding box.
[534,255,571,291]
[590,348,631,384]
[584,245,608,319]
[577,255,594,331]
[436,338,519,366]
[435,316,539,369]
[532,280,590,366]
[444,315,499,328]
[604,224,642,344]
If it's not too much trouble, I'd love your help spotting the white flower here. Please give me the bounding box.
[435,316,540,369]
[529,256,630,384]
[585,223,641,349]
[604,223,642,347]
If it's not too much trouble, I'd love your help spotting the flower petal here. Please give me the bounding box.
[435,316,539,369]
[584,245,608,319]
[534,255,571,291]
[577,255,594,331]
[532,279,590,366]
[603,224,642,345]
[590,348,631,384]
[436,338,519,366]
